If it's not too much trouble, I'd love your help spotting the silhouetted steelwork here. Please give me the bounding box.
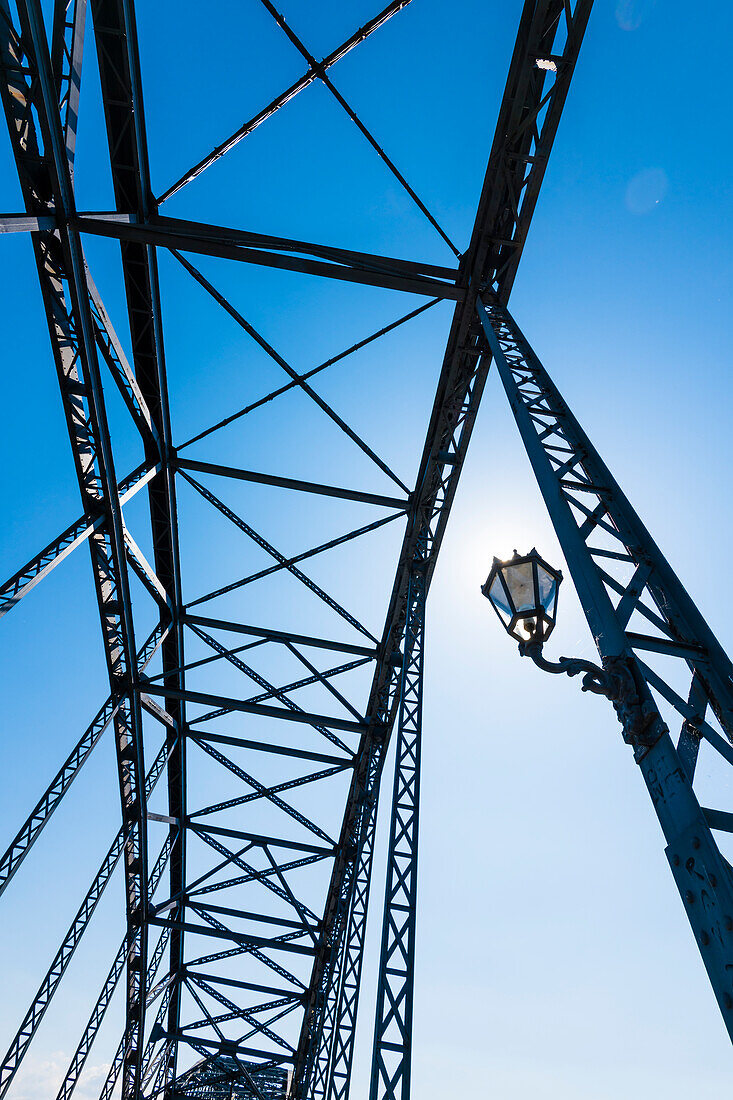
[478,294,733,1039]
[5,1,729,1099]
[368,558,424,1100]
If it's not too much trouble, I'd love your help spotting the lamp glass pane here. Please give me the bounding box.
[488,575,512,621]
[502,561,535,614]
[514,616,537,641]
[536,564,558,615]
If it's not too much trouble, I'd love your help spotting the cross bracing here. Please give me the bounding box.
[1,1,732,1098]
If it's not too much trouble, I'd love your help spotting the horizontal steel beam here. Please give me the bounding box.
[148,915,317,955]
[78,213,457,280]
[188,901,317,934]
[182,614,378,658]
[184,972,298,999]
[0,213,55,232]
[142,683,367,734]
[189,821,334,858]
[175,458,408,510]
[186,729,350,768]
[153,1029,295,1065]
[73,215,463,299]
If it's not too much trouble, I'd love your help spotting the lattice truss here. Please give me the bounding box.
[20,1,733,1099]
[477,295,733,1032]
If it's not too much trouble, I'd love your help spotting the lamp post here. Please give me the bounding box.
[481,549,624,702]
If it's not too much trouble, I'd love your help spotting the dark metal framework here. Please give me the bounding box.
[3,1,731,1099]
[478,295,733,1038]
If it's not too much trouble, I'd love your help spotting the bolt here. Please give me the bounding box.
[726,916,733,932]
[685,890,695,904]
[701,931,710,946]
[710,874,718,887]
[692,836,701,850]
[725,994,733,1010]
[672,854,680,866]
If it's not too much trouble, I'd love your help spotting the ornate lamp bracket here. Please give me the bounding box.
[519,640,662,751]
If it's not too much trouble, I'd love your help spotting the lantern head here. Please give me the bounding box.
[481,548,562,644]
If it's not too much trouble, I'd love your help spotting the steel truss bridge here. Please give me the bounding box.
[0,0,732,1097]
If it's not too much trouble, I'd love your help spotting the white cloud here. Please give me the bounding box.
[11,1052,111,1100]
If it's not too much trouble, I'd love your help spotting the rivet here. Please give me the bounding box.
[672,854,680,866]
[692,836,701,850]
[710,874,717,887]
[725,994,733,1010]
[685,890,695,904]
[701,931,710,945]
[725,916,733,932]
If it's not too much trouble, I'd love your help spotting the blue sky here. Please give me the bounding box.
[1,0,733,1096]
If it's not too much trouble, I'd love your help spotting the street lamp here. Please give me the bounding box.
[481,548,619,700]
[481,548,561,645]
[481,548,661,748]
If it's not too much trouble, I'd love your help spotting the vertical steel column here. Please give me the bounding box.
[369,553,426,1100]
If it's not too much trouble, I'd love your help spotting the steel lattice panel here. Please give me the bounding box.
[0,2,617,1099]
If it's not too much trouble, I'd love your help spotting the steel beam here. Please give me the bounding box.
[478,292,733,1040]
[368,563,424,1100]
[73,215,463,299]
[0,743,169,1099]
[293,4,594,1094]
[0,461,157,620]
[54,841,174,1100]
[0,212,55,231]
[183,615,377,659]
[50,0,86,168]
[142,683,367,736]
[175,457,408,511]
[0,623,167,897]
[88,2,188,1088]
[0,7,152,1093]
[157,0,413,204]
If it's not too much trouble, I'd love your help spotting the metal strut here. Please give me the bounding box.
[54,835,175,1100]
[0,5,151,1093]
[478,293,733,1039]
[369,557,425,1100]
[87,0,189,1089]
[0,622,167,898]
[0,742,170,1099]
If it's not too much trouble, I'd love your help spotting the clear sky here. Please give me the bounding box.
[1,0,733,1097]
